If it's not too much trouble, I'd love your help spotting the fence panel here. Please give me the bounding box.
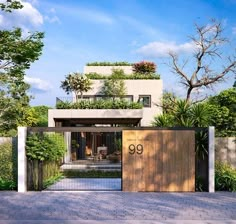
[122,130,195,192]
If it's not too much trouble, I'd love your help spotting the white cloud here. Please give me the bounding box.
[136,41,195,58]
[0,0,43,29]
[25,76,53,93]
[44,15,61,24]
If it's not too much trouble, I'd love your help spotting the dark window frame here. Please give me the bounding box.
[138,95,151,107]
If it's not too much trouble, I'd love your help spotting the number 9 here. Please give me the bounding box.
[136,144,143,154]
[129,144,135,154]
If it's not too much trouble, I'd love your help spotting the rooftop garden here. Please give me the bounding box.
[85,71,160,80]
[58,61,160,109]
[56,99,143,109]
[86,61,132,66]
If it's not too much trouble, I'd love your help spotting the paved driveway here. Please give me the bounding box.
[0,191,235,224]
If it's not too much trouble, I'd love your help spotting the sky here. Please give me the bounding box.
[1,0,236,106]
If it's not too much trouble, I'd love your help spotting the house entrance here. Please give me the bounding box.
[22,127,213,192]
[26,127,123,191]
[71,131,122,161]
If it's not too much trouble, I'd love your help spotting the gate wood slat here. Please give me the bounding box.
[189,132,195,191]
[122,130,195,192]
[122,130,136,191]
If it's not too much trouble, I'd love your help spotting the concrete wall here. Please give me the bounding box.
[48,109,143,127]
[215,137,236,168]
[82,79,163,126]
[84,65,133,75]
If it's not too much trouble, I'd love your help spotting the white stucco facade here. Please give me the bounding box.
[49,65,163,127]
[84,65,133,75]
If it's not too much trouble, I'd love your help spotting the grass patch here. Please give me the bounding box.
[63,170,121,178]
[43,173,63,189]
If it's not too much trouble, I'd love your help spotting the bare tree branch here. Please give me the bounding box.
[169,20,236,102]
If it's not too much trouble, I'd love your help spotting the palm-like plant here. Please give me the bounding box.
[61,72,92,101]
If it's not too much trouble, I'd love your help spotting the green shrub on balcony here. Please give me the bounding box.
[56,99,143,109]
[85,72,160,80]
[86,61,132,66]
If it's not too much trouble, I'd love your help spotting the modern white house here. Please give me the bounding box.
[48,64,163,127]
[48,63,163,160]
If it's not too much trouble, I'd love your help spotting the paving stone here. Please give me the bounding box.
[0,192,235,223]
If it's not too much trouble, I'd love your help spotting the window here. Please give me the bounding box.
[138,95,151,107]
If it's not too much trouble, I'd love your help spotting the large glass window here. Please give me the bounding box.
[138,95,151,107]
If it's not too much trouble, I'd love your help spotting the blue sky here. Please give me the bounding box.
[1,0,236,106]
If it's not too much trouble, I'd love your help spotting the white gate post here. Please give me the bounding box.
[208,126,215,192]
[64,132,71,163]
[17,127,27,192]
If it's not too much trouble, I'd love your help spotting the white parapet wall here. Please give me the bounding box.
[84,65,133,75]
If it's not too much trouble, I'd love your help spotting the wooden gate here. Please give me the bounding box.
[122,130,195,192]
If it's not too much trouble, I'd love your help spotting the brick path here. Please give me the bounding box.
[0,192,235,224]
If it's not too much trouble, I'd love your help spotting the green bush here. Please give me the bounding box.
[56,99,143,109]
[85,73,107,79]
[86,61,132,66]
[0,140,17,190]
[85,72,160,80]
[26,133,66,161]
[215,161,236,191]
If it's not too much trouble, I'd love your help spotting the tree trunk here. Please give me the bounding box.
[186,87,193,102]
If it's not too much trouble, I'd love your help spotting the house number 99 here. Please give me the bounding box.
[128,144,143,155]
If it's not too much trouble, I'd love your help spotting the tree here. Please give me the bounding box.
[0,28,44,76]
[101,71,127,101]
[206,88,236,137]
[169,20,236,102]
[61,72,92,101]
[0,1,44,136]
[0,74,38,136]
[32,105,51,127]
[152,99,211,127]
[0,0,23,12]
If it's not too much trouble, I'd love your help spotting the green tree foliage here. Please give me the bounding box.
[0,140,17,190]
[0,0,23,12]
[0,3,44,136]
[26,133,66,161]
[61,72,92,101]
[0,28,44,76]
[132,61,156,74]
[101,69,127,101]
[206,88,236,137]
[32,105,51,127]
[152,99,211,127]
[0,75,38,136]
